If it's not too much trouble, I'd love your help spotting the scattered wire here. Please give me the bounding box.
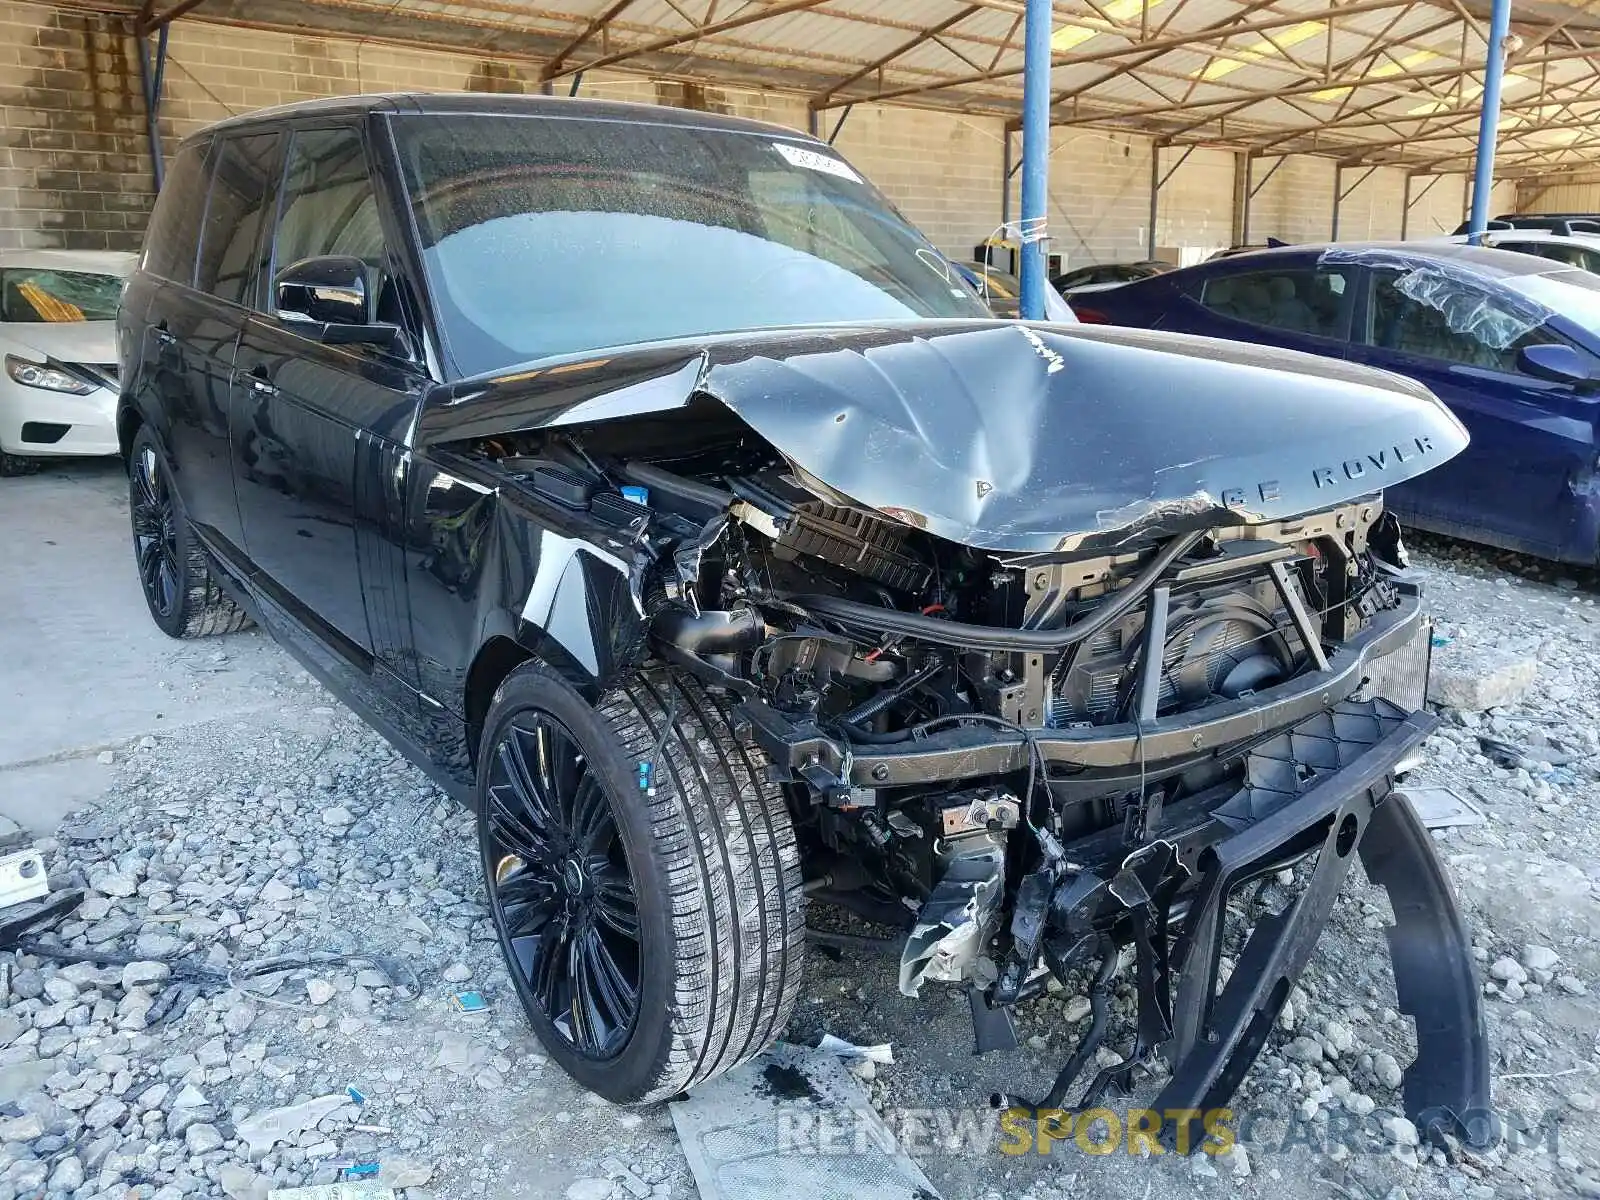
[228,951,421,1011]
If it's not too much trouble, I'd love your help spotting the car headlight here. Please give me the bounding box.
[5,355,94,395]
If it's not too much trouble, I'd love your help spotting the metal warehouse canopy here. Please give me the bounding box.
[92,0,1600,176]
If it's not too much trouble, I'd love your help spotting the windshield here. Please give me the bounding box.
[390,113,992,377]
[1506,270,1600,334]
[1,268,121,323]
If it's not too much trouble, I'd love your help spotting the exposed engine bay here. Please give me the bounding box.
[450,384,1488,1149]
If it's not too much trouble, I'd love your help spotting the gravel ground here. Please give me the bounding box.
[3,533,1599,1200]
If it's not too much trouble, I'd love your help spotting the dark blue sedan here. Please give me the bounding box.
[1073,242,1600,565]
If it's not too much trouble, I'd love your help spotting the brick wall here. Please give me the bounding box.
[0,0,1520,267]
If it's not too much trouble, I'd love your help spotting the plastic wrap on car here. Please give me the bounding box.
[1319,247,1553,350]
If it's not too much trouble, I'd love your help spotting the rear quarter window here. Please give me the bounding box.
[140,141,209,285]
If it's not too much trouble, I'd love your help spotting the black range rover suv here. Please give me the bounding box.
[119,94,1489,1136]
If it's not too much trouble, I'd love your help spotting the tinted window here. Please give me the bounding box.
[390,113,990,377]
[1,269,123,322]
[273,127,386,275]
[1517,242,1600,274]
[141,141,209,284]
[196,134,280,305]
[1198,266,1352,339]
[1363,268,1564,373]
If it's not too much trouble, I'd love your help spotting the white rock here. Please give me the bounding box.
[1427,645,1537,711]
[172,1084,209,1109]
[0,1112,45,1141]
[47,1156,85,1192]
[377,1158,435,1187]
[1522,945,1560,972]
[1373,1052,1404,1090]
[1558,975,1588,995]
[1220,1142,1252,1177]
[443,962,473,983]
[1285,1036,1324,1064]
[82,1096,128,1131]
[1325,1020,1355,1055]
[1348,1093,1377,1116]
[1489,956,1527,984]
[321,806,355,828]
[258,878,294,903]
[223,1001,257,1036]
[1381,1115,1420,1146]
[185,1123,224,1154]
[1063,996,1092,1023]
[217,1163,267,1200]
[306,978,336,1006]
[98,872,139,897]
[566,1180,616,1200]
[121,960,171,990]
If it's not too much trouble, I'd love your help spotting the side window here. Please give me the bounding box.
[1362,268,1558,374]
[195,134,281,305]
[141,141,209,284]
[1197,267,1351,339]
[273,127,386,275]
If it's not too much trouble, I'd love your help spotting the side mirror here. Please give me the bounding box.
[1517,342,1597,388]
[276,255,371,325]
[274,255,400,349]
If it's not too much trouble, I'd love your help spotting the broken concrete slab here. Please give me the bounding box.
[670,1042,939,1200]
[1427,643,1537,712]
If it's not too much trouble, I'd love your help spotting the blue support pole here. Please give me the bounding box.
[1018,0,1052,321]
[1466,0,1512,243]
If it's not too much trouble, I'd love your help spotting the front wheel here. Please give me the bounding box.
[476,663,806,1104]
[0,450,40,477]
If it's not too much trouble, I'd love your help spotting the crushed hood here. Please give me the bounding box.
[420,320,1468,553]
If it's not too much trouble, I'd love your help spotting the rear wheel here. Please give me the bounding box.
[477,663,806,1104]
[128,426,251,639]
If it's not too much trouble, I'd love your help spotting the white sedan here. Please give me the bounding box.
[0,249,135,475]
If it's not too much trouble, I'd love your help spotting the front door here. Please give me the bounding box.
[1348,266,1600,560]
[230,122,426,689]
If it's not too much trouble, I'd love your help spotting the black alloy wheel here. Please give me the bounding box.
[127,425,252,639]
[483,714,642,1060]
[131,441,182,623]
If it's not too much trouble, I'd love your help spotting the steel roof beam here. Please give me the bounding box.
[135,0,206,34]
[541,0,638,80]
[810,4,984,106]
[1049,44,1598,127]
[548,0,834,81]
[812,0,1414,110]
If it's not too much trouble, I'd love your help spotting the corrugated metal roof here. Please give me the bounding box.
[112,0,1600,174]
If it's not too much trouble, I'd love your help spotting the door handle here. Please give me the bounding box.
[246,364,277,397]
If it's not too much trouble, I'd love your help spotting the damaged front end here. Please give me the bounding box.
[422,320,1488,1147]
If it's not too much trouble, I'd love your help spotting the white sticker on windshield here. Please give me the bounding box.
[773,142,862,183]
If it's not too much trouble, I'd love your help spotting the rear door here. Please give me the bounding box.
[1348,265,1600,559]
[230,120,428,714]
[150,133,280,563]
[1166,260,1358,357]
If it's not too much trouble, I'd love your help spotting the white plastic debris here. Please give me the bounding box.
[1394,786,1485,830]
[0,849,48,910]
[816,1033,895,1065]
[237,1094,349,1158]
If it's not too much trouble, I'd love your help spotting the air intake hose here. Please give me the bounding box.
[651,603,766,656]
